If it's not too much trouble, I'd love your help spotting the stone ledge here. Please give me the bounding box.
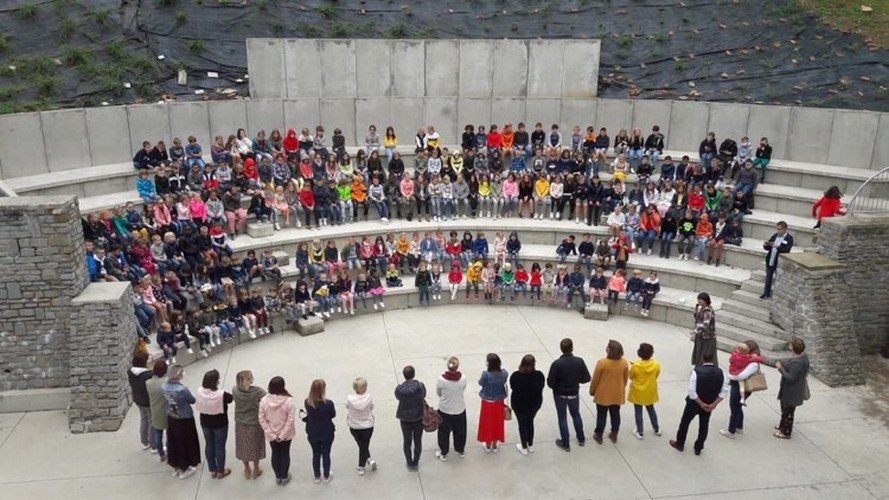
[781,252,844,271]
[0,387,71,413]
[584,303,609,321]
[296,316,325,336]
[0,195,78,210]
[70,282,131,304]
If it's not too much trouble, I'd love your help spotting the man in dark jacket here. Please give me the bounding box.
[547,338,592,451]
[670,351,729,455]
[761,221,794,299]
[395,365,426,470]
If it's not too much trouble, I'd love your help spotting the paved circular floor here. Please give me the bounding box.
[0,306,887,499]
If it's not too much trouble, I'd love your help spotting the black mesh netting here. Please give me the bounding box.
[0,0,887,112]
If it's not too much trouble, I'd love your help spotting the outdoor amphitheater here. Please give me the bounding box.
[1,35,888,499]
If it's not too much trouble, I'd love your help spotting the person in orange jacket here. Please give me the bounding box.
[351,175,369,221]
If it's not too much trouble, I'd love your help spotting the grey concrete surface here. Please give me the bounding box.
[827,109,880,169]
[595,99,634,137]
[491,98,526,126]
[356,98,391,138]
[85,106,133,167]
[0,310,886,499]
[560,99,598,132]
[246,38,286,100]
[284,99,321,133]
[458,40,494,98]
[632,99,672,136]
[528,40,565,98]
[169,102,211,151]
[668,100,710,153]
[126,104,171,154]
[561,40,600,98]
[787,107,835,164]
[870,113,889,171]
[423,98,458,144]
[457,98,492,133]
[525,98,561,133]
[746,104,792,160]
[389,98,424,144]
[246,99,285,136]
[357,39,392,98]
[208,100,248,143]
[321,99,357,147]
[321,40,358,98]
[0,112,47,178]
[41,109,92,172]
[425,40,460,97]
[284,39,322,98]
[492,40,529,97]
[707,102,751,141]
[391,40,426,98]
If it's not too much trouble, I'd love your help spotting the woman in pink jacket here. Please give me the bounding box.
[259,376,296,486]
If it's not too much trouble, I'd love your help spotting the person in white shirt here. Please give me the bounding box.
[345,378,378,476]
[669,351,729,455]
[435,356,468,461]
[606,205,627,239]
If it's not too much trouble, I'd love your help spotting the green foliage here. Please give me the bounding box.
[128,55,158,74]
[188,39,205,53]
[17,3,39,20]
[319,2,339,19]
[176,11,188,25]
[618,34,634,47]
[107,38,128,61]
[63,47,92,66]
[384,22,409,39]
[59,17,77,39]
[0,85,25,100]
[16,56,56,79]
[299,23,323,38]
[36,76,59,99]
[154,0,176,7]
[0,33,10,53]
[90,8,111,25]
[256,0,268,11]
[674,59,684,72]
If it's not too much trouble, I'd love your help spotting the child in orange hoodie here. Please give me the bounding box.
[607,269,626,304]
[351,176,369,221]
[694,213,713,262]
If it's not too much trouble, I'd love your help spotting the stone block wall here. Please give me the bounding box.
[68,282,137,433]
[771,253,862,387]
[0,196,88,391]
[815,215,889,353]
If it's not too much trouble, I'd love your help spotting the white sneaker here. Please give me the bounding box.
[373,303,378,310]
[527,445,535,453]
[633,430,644,440]
[350,309,355,315]
[323,473,333,484]
[693,256,700,261]
[263,327,271,335]
[435,450,447,462]
[381,218,389,224]
[248,331,257,339]
[357,467,365,476]
[274,222,281,231]
[434,216,439,222]
[379,302,385,309]
[178,465,197,479]
[647,249,652,256]
[186,348,193,354]
[451,215,457,221]
[655,429,662,436]
[201,349,209,358]
[324,311,331,319]
[719,429,734,439]
[171,356,177,364]
[337,306,343,313]
[367,459,378,471]
[171,469,180,477]
[516,443,528,456]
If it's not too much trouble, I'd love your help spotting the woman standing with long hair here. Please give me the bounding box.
[305,379,336,484]
[196,369,233,479]
[233,370,266,479]
[509,354,545,455]
[259,376,295,486]
[691,292,717,366]
[346,377,378,475]
[477,353,509,453]
[162,365,201,480]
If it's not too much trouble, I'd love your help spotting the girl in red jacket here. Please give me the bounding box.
[812,186,845,229]
[447,260,463,300]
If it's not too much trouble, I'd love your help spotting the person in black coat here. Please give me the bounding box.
[761,221,794,299]
[128,351,154,450]
[547,338,592,451]
[510,355,546,454]
[303,379,336,483]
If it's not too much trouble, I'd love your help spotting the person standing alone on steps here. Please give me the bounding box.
[547,338,592,451]
[761,221,794,299]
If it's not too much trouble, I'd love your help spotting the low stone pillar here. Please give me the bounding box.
[770,253,862,387]
[584,303,609,321]
[68,282,137,433]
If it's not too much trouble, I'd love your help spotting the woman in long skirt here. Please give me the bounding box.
[691,292,717,366]
[477,353,509,452]
[162,365,201,479]
[233,370,267,479]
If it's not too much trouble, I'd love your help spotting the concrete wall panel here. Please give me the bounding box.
[747,105,791,160]
[246,99,285,136]
[528,41,565,98]
[85,107,132,167]
[320,40,357,98]
[246,38,285,99]
[355,98,392,141]
[208,100,248,142]
[493,40,528,97]
[422,98,458,145]
[525,99,562,134]
[457,98,492,134]
[871,113,889,170]
[827,110,879,169]
[168,102,211,153]
[458,40,494,98]
[787,107,834,164]
[389,98,423,149]
[560,99,597,133]
[631,99,671,138]
[321,99,356,146]
[707,103,750,142]
[595,99,634,135]
[491,98,527,126]
[126,104,170,154]
[283,99,321,131]
[284,39,321,98]
[0,113,47,178]
[425,40,459,97]
[562,40,599,98]
[41,109,91,172]
[391,41,425,97]
[667,101,710,153]
[356,39,392,97]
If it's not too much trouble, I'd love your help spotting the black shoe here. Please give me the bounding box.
[577,439,586,447]
[554,439,570,451]
[759,294,769,299]
[669,440,684,452]
[694,448,702,456]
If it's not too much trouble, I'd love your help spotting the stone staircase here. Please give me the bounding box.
[716,270,792,364]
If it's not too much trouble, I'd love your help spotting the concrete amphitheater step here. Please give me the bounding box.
[721,298,771,318]
[716,325,791,364]
[717,310,789,340]
[730,289,771,308]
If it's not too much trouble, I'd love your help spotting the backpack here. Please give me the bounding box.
[422,401,442,432]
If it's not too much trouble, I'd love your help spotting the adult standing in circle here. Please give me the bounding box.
[477,353,509,453]
[162,365,201,480]
[436,356,468,461]
[691,292,717,367]
[346,377,378,475]
[547,338,592,452]
[509,354,545,455]
[128,351,154,451]
[720,340,762,439]
[259,376,296,486]
[395,365,426,471]
[628,343,662,439]
[669,351,729,456]
[233,370,267,480]
[590,340,630,444]
[304,379,336,484]
[145,360,169,463]
[196,369,233,479]
[761,221,794,299]
[774,337,810,440]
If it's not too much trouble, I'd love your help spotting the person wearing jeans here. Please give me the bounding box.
[627,343,661,439]
[590,340,629,444]
[304,379,335,483]
[436,357,468,461]
[346,378,377,475]
[196,369,234,479]
[395,365,426,470]
[128,352,153,451]
[259,376,296,486]
[546,338,591,451]
[145,359,169,461]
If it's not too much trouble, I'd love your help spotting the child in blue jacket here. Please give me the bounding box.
[136,170,158,203]
[472,231,489,261]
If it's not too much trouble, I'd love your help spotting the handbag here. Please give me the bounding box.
[422,402,441,433]
[744,370,768,393]
[503,404,513,421]
[803,380,811,401]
